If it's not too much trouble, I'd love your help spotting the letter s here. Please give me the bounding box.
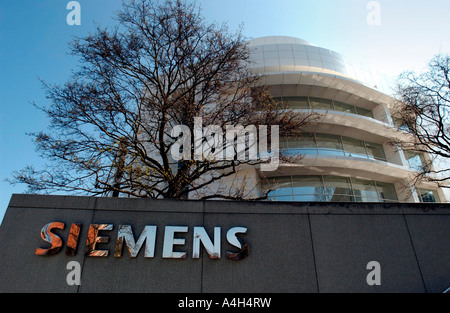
[35,222,65,256]
[226,227,249,260]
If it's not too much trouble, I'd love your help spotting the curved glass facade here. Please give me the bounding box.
[266,175,399,203]
[280,133,387,162]
[273,96,374,119]
[246,36,446,204]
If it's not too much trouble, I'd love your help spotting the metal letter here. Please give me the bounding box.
[192,227,221,259]
[114,225,157,258]
[35,222,65,256]
[162,226,188,259]
[85,224,113,257]
[65,223,81,256]
[226,227,249,260]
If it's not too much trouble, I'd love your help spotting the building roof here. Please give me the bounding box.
[246,35,396,103]
[247,36,317,47]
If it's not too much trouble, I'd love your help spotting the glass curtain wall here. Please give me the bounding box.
[266,175,399,203]
[273,96,374,118]
[281,133,387,162]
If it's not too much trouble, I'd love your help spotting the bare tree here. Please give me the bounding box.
[391,53,450,190]
[9,0,318,200]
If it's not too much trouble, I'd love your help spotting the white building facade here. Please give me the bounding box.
[245,36,446,203]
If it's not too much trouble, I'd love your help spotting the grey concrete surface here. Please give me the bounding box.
[0,194,448,293]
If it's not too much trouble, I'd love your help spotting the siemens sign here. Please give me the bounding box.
[35,222,249,260]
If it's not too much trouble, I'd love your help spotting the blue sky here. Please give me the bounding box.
[0,0,449,223]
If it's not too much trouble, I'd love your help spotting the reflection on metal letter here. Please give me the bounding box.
[66,223,81,256]
[35,222,65,256]
[162,226,188,258]
[114,225,157,258]
[193,227,221,259]
[85,224,113,257]
[226,227,249,260]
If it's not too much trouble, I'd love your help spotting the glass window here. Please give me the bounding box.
[405,151,427,172]
[287,135,316,149]
[354,197,378,202]
[316,134,344,156]
[291,176,324,196]
[285,133,388,162]
[392,117,410,132]
[365,142,386,161]
[288,148,318,156]
[310,98,333,111]
[325,194,355,202]
[333,101,356,114]
[277,137,291,160]
[317,149,346,156]
[352,178,379,201]
[266,176,292,197]
[287,135,317,156]
[342,137,367,158]
[283,97,309,109]
[376,182,398,201]
[294,194,327,202]
[418,188,440,203]
[271,195,294,202]
[265,176,399,203]
[323,176,353,197]
[271,97,376,119]
[355,106,374,118]
[279,137,288,150]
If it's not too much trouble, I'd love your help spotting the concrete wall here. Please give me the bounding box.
[0,194,448,293]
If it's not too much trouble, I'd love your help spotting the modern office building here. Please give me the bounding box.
[245,36,446,203]
[1,36,448,294]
